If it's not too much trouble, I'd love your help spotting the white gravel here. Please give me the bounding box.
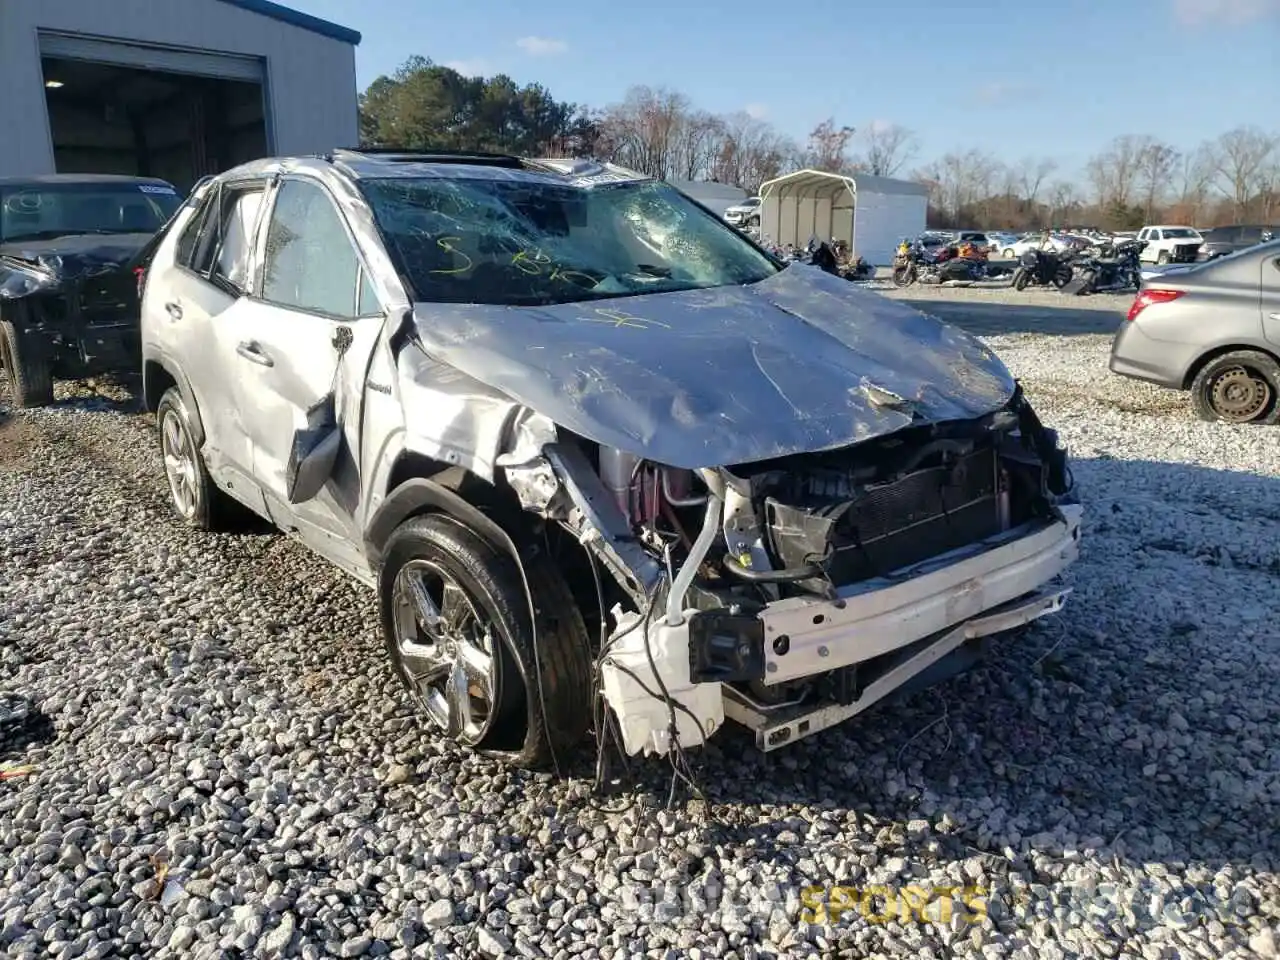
[1,286,1278,959]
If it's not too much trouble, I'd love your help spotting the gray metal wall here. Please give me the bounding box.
[0,0,358,178]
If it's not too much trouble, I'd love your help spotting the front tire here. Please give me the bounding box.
[156,387,239,530]
[891,264,915,287]
[380,514,593,769]
[1189,351,1280,425]
[1012,267,1030,291]
[1002,248,1015,259]
[1156,251,1170,265]
[0,318,54,409]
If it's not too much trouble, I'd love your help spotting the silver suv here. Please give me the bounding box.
[139,149,1081,768]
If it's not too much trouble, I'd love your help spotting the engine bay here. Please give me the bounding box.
[535,389,1077,757]
[592,398,1067,611]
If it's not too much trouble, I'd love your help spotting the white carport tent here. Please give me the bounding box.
[758,169,929,266]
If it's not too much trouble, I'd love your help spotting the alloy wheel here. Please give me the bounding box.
[391,560,500,745]
[160,409,198,519]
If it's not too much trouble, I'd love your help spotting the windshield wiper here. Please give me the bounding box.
[2,229,78,243]
[4,228,142,243]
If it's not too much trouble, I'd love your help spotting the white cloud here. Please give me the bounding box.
[744,103,769,120]
[865,118,894,135]
[516,36,569,56]
[976,81,1021,103]
[444,58,494,76]
[1172,0,1278,24]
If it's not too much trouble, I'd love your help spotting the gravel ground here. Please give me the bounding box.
[1,287,1278,960]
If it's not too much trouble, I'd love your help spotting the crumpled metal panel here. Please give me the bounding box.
[0,234,149,300]
[408,264,1016,469]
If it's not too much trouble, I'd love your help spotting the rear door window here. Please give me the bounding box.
[184,181,268,295]
[174,189,218,268]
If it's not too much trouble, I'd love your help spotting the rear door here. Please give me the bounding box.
[225,175,384,576]
[1264,252,1280,347]
[152,178,271,513]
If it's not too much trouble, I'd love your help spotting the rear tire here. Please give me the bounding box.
[0,318,54,409]
[380,514,593,769]
[156,387,241,530]
[1189,351,1280,425]
[1053,265,1074,288]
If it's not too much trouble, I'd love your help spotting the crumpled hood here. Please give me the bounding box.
[0,233,150,300]
[410,264,1016,469]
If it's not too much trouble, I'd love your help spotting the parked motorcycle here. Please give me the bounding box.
[1064,239,1144,296]
[841,256,874,281]
[892,239,987,286]
[1012,248,1073,290]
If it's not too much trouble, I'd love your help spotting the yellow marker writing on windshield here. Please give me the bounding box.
[429,236,473,275]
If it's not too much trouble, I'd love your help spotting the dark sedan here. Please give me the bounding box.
[1197,225,1277,261]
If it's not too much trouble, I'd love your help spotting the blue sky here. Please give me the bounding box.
[288,0,1277,182]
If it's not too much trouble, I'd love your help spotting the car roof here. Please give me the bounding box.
[0,173,177,187]
[210,150,652,192]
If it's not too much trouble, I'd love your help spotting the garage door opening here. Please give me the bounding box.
[41,56,267,193]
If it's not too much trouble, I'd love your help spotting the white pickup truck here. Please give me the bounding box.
[1136,225,1204,264]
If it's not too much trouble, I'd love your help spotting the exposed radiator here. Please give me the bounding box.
[764,446,1003,585]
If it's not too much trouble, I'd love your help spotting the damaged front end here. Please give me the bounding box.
[495,385,1080,757]
[0,240,148,380]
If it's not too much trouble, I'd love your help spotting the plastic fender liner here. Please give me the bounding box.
[363,476,518,570]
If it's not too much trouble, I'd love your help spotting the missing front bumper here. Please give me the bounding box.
[758,505,1082,684]
[723,586,1071,750]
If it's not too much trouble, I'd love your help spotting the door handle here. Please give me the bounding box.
[164,301,183,320]
[236,341,274,367]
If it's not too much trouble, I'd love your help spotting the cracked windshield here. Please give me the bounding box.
[361,177,779,305]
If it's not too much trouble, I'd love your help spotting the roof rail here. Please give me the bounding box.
[328,147,527,169]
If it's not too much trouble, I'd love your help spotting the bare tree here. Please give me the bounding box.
[855,123,918,177]
[1047,181,1080,226]
[1214,126,1277,221]
[1086,134,1147,209]
[594,86,692,179]
[805,118,856,173]
[933,149,999,223]
[1170,143,1218,224]
[707,111,796,192]
[581,81,1279,229]
[1136,140,1179,222]
[1017,157,1058,207]
[670,110,724,181]
[1258,160,1280,222]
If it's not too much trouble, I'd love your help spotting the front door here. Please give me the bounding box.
[225,176,384,578]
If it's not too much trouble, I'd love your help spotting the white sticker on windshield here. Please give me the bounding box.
[138,184,177,195]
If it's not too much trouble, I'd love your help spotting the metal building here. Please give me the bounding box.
[758,169,929,266]
[0,0,360,191]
